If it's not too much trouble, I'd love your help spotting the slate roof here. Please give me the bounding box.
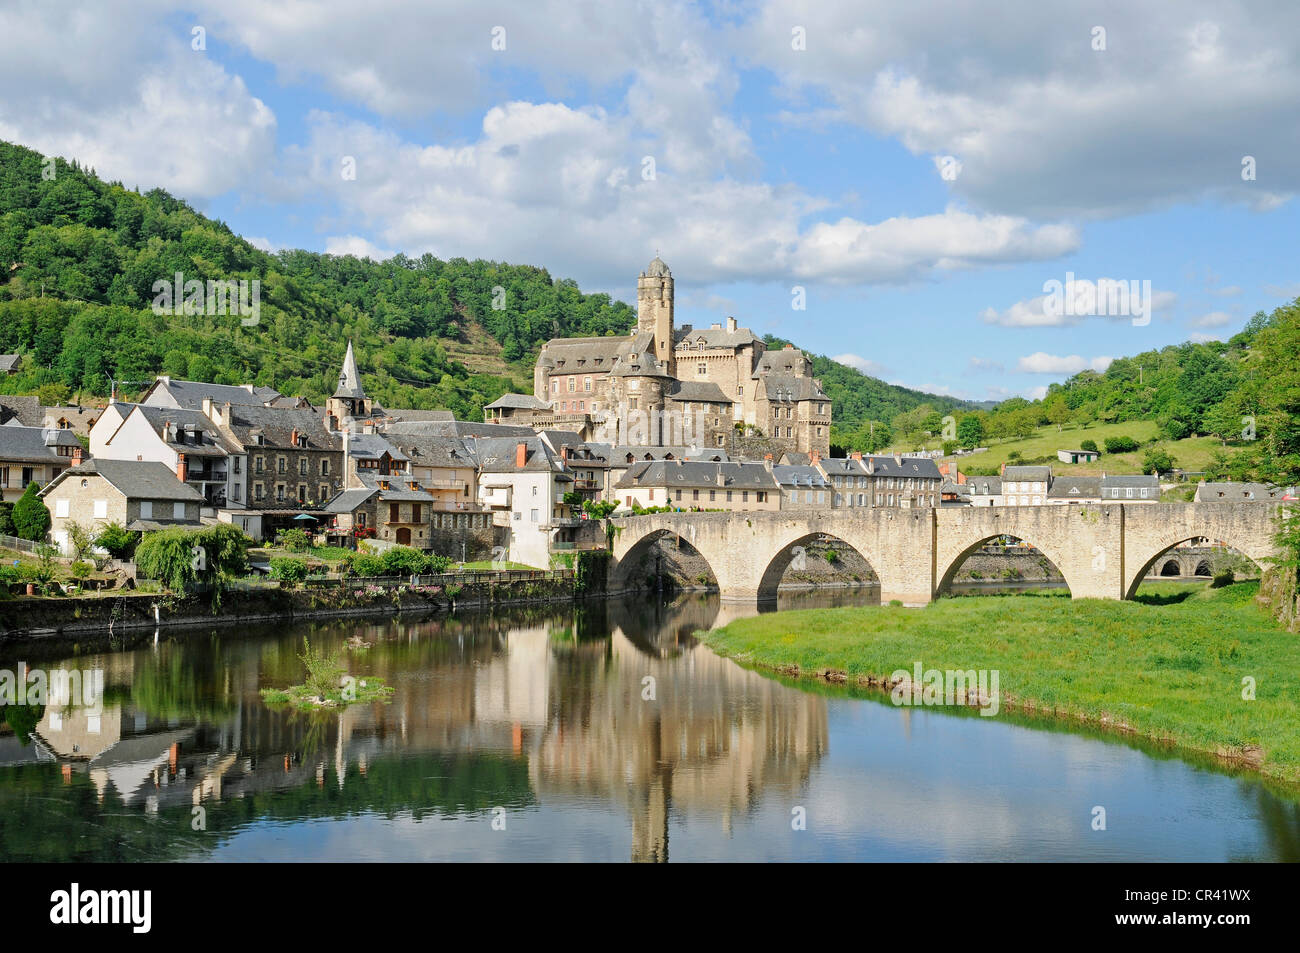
[354,471,431,501]
[146,377,279,411]
[42,460,203,502]
[665,380,732,404]
[615,460,780,491]
[384,433,476,468]
[1002,465,1053,482]
[820,455,943,479]
[0,425,81,463]
[1100,474,1160,489]
[672,325,761,349]
[0,395,43,427]
[345,433,409,463]
[334,342,366,400]
[753,347,810,375]
[41,404,101,433]
[223,406,340,451]
[967,476,1003,496]
[385,408,455,423]
[756,374,827,402]
[385,419,537,439]
[324,487,378,513]
[485,393,552,410]
[0,354,21,373]
[1195,481,1298,502]
[467,436,565,473]
[773,465,830,488]
[132,406,239,457]
[1047,476,1102,500]
[611,445,729,463]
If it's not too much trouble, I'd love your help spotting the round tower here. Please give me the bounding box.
[637,256,675,377]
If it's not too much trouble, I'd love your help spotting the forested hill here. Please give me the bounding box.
[0,139,634,417]
[0,138,981,426]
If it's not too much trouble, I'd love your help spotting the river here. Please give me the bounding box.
[1,589,1296,862]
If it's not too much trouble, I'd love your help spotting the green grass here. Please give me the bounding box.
[898,420,1226,476]
[699,581,1300,784]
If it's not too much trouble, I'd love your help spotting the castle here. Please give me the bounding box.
[486,257,832,456]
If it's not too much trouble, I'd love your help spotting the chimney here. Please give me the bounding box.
[810,450,820,465]
[201,396,213,420]
[783,343,794,350]
[727,316,737,332]
[176,452,188,482]
[561,445,569,464]
[516,442,528,468]
[717,468,726,486]
[893,453,902,466]
[72,447,83,465]
[866,457,875,474]
[221,400,231,425]
[763,454,773,472]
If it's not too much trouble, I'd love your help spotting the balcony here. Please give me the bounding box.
[547,517,583,529]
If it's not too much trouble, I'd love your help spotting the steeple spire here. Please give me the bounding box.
[334,340,365,399]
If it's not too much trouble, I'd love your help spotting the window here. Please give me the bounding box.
[255,484,265,500]
[742,491,749,502]
[756,491,766,503]
[299,458,308,475]
[93,499,108,519]
[54,498,69,517]
[173,501,185,519]
[568,377,576,392]
[233,484,242,502]
[1125,487,1133,499]
[22,466,33,486]
[234,458,241,473]
[584,377,592,392]
[551,380,559,393]
[277,456,286,474]
[390,503,400,522]
[697,363,707,376]
[319,484,329,500]
[321,459,329,475]
[530,508,539,522]
[692,490,699,501]
[276,484,286,502]
[726,490,733,502]
[139,501,152,519]
[255,456,264,474]
[412,503,422,523]
[709,489,716,501]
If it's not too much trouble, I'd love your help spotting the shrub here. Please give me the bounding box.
[69,560,92,580]
[1104,436,1140,453]
[1211,570,1235,588]
[11,483,50,541]
[269,557,310,584]
[94,521,139,559]
[1080,438,1098,452]
[941,440,958,456]
[0,502,14,536]
[275,527,311,552]
[1142,448,1176,475]
[134,524,252,608]
[380,546,428,576]
[352,554,386,577]
[426,553,452,573]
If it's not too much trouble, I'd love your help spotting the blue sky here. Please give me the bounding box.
[3,0,1298,401]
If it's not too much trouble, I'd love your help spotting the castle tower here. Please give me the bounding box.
[637,256,675,376]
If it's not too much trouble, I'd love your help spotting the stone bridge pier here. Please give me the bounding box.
[608,502,1283,606]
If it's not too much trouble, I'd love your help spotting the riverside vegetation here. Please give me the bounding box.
[701,581,1300,784]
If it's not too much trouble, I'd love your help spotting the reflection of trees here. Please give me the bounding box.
[1253,787,1300,862]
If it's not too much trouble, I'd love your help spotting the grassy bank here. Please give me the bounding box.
[700,582,1300,783]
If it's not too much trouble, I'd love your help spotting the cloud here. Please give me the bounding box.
[323,235,395,260]
[245,236,278,253]
[1016,352,1114,374]
[743,1,1300,218]
[1189,310,1233,328]
[0,3,276,200]
[1024,385,1050,400]
[968,357,1005,373]
[1189,332,1223,343]
[1209,285,1242,296]
[833,353,891,377]
[1264,282,1300,299]
[983,285,1175,326]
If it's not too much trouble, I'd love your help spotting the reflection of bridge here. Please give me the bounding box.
[610,503,1283,604]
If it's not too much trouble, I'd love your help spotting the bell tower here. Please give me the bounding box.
[637,256,675,376]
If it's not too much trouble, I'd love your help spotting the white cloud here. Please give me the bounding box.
[1024,385,1050,400]
[833,353,891,377]
[0,3,276,200]
[1016,352,1114,374]
[968,357,1005,373]
[743,1,1300,218]
[323,235,395,261]
[983,285,1175,327]
[1210,285,1242,296]
[1190,310,1233,328]
[245,236,278,253]
[1189,332,1223,343]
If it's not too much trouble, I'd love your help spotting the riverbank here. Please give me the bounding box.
[0,576,580,642]
[699,581,1300,784]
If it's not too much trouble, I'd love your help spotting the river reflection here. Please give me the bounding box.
[0,590,1297,862]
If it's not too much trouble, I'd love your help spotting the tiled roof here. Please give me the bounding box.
[665,380,732,404]
[484,393,551,410]
[772,465,830,488]
[1003,465,1052,481]
[223,406,340,451]
[0,395,43,427]
[1048,477,1102,499]
[133,405,240,456]
[0,425,80,463]
[615,460,779,490]
[147,377,278,410]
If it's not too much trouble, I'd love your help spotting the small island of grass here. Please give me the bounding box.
[260,636,394,711]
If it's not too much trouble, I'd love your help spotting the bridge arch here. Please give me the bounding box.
[609,525,720,592]
[935,531,1076,598]
[755,530,881,602]
[1123,535,1267,598]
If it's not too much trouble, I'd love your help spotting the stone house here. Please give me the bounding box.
[1100,473,1160,502]
[1194,481,1298,502]
[0,425,83,503]
[773,464,831,509]
[966,475,1003,506]
[1000,465,1052,505]
[1047,476,1102,505]
[469,437,579,567]
[39,459,203,555]
[819,453,943,509]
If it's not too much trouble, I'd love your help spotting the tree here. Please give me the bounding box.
[956,414,984,450]
[65,520,95,561]
[1045,398,1072,431]
[134,524,250,609]
[1142,448,1176,475]
[11,483,50,541]
[1080,439,1098,453]
[94,521,138,559]
[0,502,14,537]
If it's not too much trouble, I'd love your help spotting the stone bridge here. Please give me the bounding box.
[609,502,1283,605]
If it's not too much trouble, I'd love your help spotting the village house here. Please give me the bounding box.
[470,436,579,567]
[88,404,243,509]
[819,453,943,509]
[773,463,831,509]
[0,394,43,427]
[1100,473,1160,502]
[0,425,83,503]
[1000,465,1052,506]
[966,475,1004,506]
[39,459,203,555]
[613,459,781,512]
[1047,475,1102,505]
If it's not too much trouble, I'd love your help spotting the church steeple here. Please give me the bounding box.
[334,340,365,400]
